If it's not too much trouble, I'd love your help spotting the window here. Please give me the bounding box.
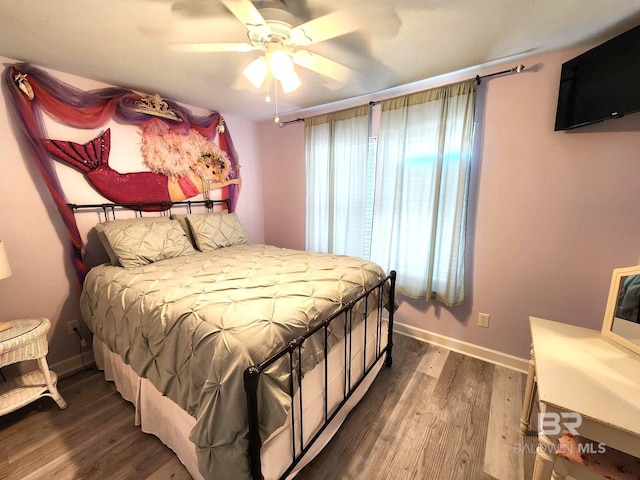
[305,106,370,258]
[306,80,477,306]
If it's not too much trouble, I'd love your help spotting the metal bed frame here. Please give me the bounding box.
[245,270,396,480]
[68,199,396,480]
[67,198,231,220]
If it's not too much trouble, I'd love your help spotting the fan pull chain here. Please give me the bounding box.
[261,72,281,124]
[274,80,280,124]
[265,73,271,103]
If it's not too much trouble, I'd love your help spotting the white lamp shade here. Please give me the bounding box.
[269,49,294,80]
[279,70,301,93]
[242,57,268,89]
[0,241,12,280]
[244,50,301,96]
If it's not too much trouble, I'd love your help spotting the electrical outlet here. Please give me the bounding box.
[478,313,490,328]
[67,320,80,335]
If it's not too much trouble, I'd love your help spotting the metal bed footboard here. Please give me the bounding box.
[244,270,396,480]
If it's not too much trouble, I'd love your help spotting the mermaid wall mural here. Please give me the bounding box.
[4,63,241,287]
[44,122,236,206]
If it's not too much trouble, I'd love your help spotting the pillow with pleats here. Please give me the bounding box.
[95,217,196,268]
[170,213,197,247]
[95,216,171,266]
[169,210,231,248]
[186,211,248,251]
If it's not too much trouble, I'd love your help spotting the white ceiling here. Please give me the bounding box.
[1,0,639,122]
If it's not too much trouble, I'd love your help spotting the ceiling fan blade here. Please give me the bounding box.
[291,9,360,45]
[291,5,400,45]
[220,0,266,27]
[292,50,350,83]
[170,1,228,18]
[170,42,258,52]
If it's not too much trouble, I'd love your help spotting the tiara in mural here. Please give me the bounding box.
[133,93,183,122]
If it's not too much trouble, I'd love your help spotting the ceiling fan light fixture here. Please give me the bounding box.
[242,56,268,89]
[269,49,294,80]
[279,70,301,93]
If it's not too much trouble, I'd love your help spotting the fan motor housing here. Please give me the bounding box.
[248,6,309,47]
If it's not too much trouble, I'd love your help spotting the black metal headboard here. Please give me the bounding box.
[67,199,231,272]
[67,199,230,221]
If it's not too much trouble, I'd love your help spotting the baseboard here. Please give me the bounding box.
[393,322,529,373]
[50,349,96,379]
[50,322,529,378]
[50,326,527,378]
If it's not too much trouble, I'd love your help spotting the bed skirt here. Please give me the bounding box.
[93,317,387,480]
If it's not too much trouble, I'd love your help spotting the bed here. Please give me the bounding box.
[73,200,396,480]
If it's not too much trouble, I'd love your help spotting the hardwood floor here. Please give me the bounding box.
[0,335,538,480]
[300,335,538,480]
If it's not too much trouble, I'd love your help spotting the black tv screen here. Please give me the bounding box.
[555,24,640,130]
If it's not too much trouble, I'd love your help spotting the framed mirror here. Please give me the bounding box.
[601,265,640,355]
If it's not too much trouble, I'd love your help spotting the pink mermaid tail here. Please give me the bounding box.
[42,128,198,206]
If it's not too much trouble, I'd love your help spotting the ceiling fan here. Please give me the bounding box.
[170,0,383,94]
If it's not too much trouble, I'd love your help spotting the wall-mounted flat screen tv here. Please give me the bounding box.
[554,24,640,131]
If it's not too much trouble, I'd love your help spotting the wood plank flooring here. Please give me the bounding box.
[0,335,538,480]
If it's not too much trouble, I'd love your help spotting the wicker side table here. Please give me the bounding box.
[0,317,67,415]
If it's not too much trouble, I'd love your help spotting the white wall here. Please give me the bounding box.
[258,45,640,360]
[0,57,264,373]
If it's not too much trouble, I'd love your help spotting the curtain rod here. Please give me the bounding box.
[279,117,304,127]
[475,63,525,85]
[280,64,525,125]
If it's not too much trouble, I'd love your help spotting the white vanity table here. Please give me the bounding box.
[520,314,640,480]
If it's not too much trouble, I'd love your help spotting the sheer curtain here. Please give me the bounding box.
[305,105,370,257]
[371,80,476,305]
[305,80,476,306]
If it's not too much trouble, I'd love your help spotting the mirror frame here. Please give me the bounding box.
[601,264,640,355]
